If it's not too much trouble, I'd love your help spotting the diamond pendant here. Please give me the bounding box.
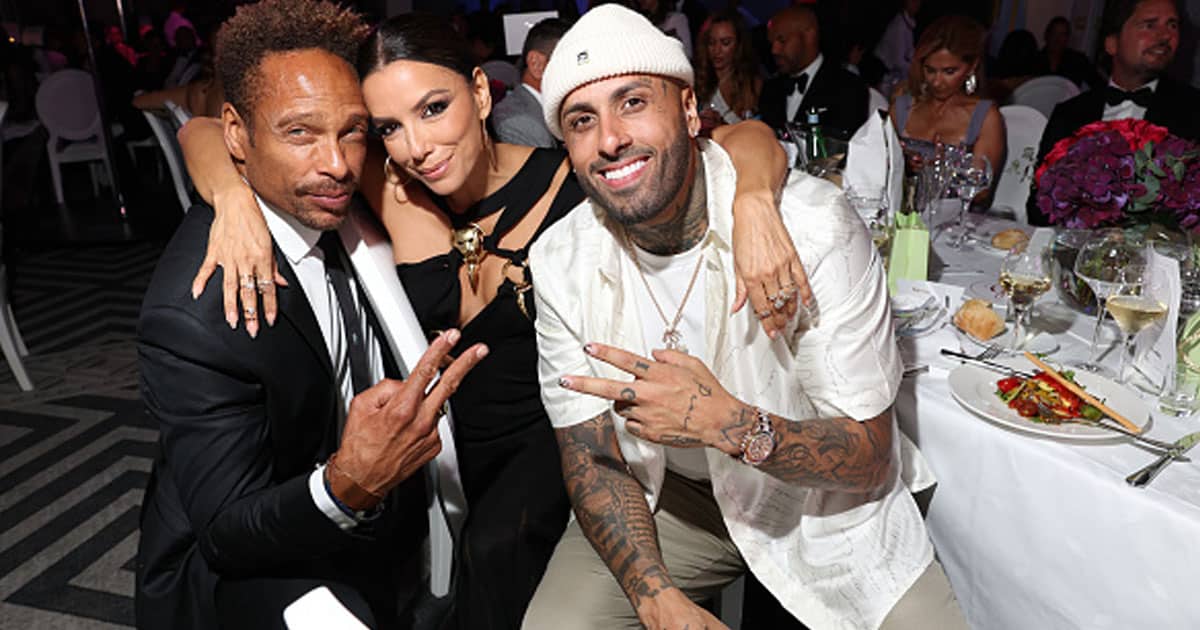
[662,329,687,354]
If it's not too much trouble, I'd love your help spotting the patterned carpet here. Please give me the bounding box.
[0,243,162,629]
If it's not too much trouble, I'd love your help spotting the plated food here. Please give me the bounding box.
[995,370,1102,423]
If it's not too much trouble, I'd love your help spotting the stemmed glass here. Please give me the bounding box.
[1106,273,1167,384]
[999,240,1052,351]
[947,152,991,249]
[1073,230,1148,375]
[845,184,890,258]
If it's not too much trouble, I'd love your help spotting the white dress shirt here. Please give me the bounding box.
[531,141,933,629]
[257,197,386,530]
[521,82,543,106]
[785,53,824,123]
[1102,78,1158,122]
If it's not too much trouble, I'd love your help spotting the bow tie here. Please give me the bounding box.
[784,73,810,95]
[1104,85,1154,108]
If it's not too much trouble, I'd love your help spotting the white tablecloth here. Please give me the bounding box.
[896,214,1200,629]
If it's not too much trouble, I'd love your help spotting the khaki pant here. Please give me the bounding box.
[522,472,967,630]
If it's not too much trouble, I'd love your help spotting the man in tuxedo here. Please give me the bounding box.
[134,2,486,628]
[758,6,869,139]
[492,18,569,148]
[1029,0,1198,225]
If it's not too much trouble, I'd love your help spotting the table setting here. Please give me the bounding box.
[838,116,1200,629]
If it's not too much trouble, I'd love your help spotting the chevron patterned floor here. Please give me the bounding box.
[0,244,162,629]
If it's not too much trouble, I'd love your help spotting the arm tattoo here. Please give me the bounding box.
[726,406,895,492]
[556,411,675,609]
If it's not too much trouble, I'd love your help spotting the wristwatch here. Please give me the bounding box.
[739,407,777,466]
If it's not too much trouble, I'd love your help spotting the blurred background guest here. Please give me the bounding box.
[163,25,203,87]
[491,18,568,148]
[891,14,1004,193]
[989,28,1039,103]
[1037,16,1103,90]
[694,9,762,131]
[876,0,921,96]
[636,0,693,58]
[759,5,868,139]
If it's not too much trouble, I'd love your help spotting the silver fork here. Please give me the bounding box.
[975,345,1003,361]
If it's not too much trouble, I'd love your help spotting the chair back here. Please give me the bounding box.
[481,59,520,89]
[868,86,888,114]
[163,100,192,127]
[994,104,1048,223]
[35,69,102,141]
[143,105,194,213]
[1010,75,1080,117]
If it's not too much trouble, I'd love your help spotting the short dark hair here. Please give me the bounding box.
[216,0,369,124]
[520,17,569,71]
[1044,16,1070,40]
[1101,0,1180,38]
[357,13,476,82]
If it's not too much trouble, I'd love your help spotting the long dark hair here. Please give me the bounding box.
[357,13,475,82]
[693,10,760,118]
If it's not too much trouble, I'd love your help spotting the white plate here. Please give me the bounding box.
[947,356,1152,440]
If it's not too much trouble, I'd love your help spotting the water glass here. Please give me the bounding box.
[999,240,1052,351]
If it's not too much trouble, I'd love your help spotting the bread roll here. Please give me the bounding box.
[991,229,1029,251]
[953,299,1005,341]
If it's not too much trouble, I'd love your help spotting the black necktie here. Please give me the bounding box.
[786,72,810,95]
[1104,85,1154,108]
[317,231,372,396]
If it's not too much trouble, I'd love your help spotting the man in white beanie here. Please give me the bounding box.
[522,4,966,630]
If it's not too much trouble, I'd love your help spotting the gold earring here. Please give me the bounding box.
[385,155,412,204]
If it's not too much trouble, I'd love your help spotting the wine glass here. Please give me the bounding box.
[845,185,890,257]
[1073,230,1148,375]
[1106,275,1167,384]
[999,240,1052,351]
[948,152,991,249]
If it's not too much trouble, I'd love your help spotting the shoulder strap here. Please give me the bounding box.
[966,99,992,146]
[895,93,913,135]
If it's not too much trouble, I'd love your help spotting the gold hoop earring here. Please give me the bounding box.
[384,155,412,204]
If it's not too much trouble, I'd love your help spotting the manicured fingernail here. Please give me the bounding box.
[191,287,200,299]
[583,343,596,355]
[227,314,237,329]
[267,312,276,326]
[446,329,460,344]
[476,345,489,358]
[249,325,258,339]
[768,330,778,340]
[559,377,572,388]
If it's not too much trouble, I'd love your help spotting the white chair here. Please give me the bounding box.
[481,59,520,89]
[868,86,889,114]
[35,69,116,205]
[993,104,1048,224]
[142,106,195,213]
[0,264,32,391]
[1010,75,1080,118]
[163,100,192,128]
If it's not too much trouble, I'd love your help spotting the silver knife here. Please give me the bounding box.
[1126,430,1200,488]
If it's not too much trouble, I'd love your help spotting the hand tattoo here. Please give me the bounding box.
[635,360,651,372]
[621,387,637,401]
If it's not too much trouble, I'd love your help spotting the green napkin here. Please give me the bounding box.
[887,212,929,294]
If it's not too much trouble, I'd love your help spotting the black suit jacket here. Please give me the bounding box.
[134,205,423,629]
[758,61,869,139]
[1027,77,1200,225]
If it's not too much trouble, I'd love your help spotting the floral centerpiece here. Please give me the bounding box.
[1035,119,1200,230]
[1035,119,1200,311]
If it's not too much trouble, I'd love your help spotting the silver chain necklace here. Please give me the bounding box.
[625,236,705,354]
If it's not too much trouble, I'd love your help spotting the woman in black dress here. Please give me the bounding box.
[180,13,804,628]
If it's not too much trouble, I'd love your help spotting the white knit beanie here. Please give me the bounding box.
[541,4,693,139]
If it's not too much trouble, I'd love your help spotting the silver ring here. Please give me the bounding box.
[756,309,773,319]
[772,296,788,310]
[256,279,273,288]
[244,306,257,317]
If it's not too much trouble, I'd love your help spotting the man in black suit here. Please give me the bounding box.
[758,5,869,139]
[1029,0,1198,225]
[134,2,486,628]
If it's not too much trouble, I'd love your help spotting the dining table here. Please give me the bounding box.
[892,210,1200,630]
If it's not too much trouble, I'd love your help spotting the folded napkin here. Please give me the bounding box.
[887,211,929,294]
[1134,249,1180,390]
[894,279,965,377]
[843,111,904,215]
